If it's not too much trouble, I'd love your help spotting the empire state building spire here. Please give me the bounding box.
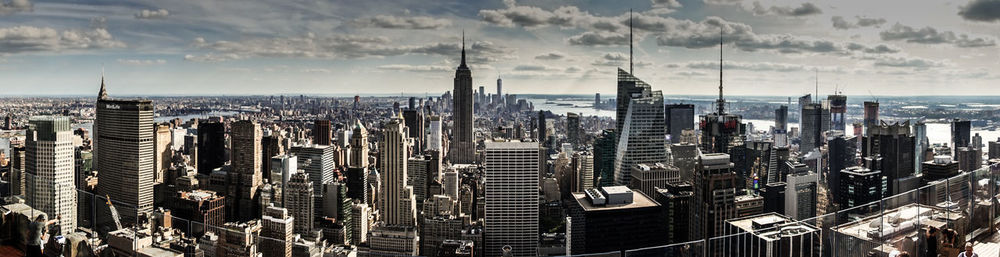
[459,30,468,69]
[451,30,475,164]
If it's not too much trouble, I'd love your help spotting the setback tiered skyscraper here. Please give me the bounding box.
[613,69,667,186]
[484,141,539,257]
[261,205,294,257]
[450,34,475,164]
[862,121,915,195]
[25,115,76,235]
[95,77,155,224]
[690,153,739,245]
[379,116,417,226]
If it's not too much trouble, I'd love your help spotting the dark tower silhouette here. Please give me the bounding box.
[450,31,475,164]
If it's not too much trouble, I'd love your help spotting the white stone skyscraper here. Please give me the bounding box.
[379,116,417,226]
[350,120,369,168]
[484,141,539,257]
[95,76,155,224]
[428,115,442,152]
[25,116,76,235]
[613,69,667,186]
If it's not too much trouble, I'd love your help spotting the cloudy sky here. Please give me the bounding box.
[2,0,1000,96]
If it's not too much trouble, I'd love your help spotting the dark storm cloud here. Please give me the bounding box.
[959,0,1000,22]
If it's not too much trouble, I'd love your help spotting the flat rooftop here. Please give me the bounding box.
[834,203,954,240]
[485,141,538,149]
[572,191,659,212]
[728,213,790,233]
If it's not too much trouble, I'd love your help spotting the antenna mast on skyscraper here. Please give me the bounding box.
[716,25,725,115]
[629,9,634,74]
[460,30,467,68]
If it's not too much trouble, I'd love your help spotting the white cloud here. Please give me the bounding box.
[118,59,166,65]
[184,53,242,62]
[135,9,169,19]
[0,26,125,54]
[377,64,451,73]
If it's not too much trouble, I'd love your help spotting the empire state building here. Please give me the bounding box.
[450,34,475,164]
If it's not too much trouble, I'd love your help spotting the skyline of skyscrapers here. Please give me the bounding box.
[4,8,999,256]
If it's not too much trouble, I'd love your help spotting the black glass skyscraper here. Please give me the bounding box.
[775,105,788,131]
[665,104,694,144]
[593,129,617,187]
[198,121,226,175]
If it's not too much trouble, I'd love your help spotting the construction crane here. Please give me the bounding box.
[105,195,122,231]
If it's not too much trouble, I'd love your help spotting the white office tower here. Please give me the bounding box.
[428,115,443,152]
[485,141,540,257]
[379,116,417,226]
[25,116,77,235]
[351,203,371,245]
[613,89,667,186]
